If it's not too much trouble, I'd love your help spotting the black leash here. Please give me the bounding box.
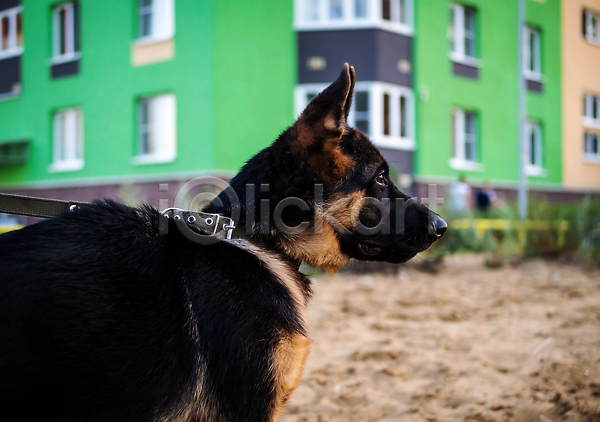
[0,193,89,219]
[0,193,237,240]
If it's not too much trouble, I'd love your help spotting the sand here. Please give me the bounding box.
[284,255,600,422]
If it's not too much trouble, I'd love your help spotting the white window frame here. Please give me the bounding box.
[0,6,23,60]
[135,0,175,46]
[583,93,600,129]
[295,81,415,151]
[449,3,481,68]
[132,93,177,165]
[49,108,84,173]
[584,9,600,46]
[524,121,546,176]
[583,132,600,163]
[523,26,542,81]
[293,0,413,36]
[449,109,484,172]
[51,2,80,65]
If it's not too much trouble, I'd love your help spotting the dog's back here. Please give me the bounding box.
[0,201,309,422]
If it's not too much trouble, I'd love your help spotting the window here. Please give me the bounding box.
[329,0,343,19]
[381,0,409,25]
[584,132,599,162]
[295,0,413,34]
[583,9,600,45]
[524,121,544,176]
[450,4,478,65]
[52,3,80,63]
[51,108,83,172]
[583,93,600,128]
[0,140,29,165]
[352,90,370,134]
[137,0,175,43]
[0,6,23,60]
[134,94,176,165]
[523,26,541,80]
[450,109,483,172]
[295,82,414,150]
[355,0,368,18]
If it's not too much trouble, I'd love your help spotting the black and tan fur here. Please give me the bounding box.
[0,64,446,422]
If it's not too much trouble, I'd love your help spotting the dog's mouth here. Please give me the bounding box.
[358,240,384,257]
[351,236,435,263]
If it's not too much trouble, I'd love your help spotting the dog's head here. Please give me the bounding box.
[208,64,446,274]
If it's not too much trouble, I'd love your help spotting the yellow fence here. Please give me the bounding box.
[0,225,23,234]
[451,219,570,247]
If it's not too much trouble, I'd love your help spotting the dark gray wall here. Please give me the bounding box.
[379,148,414,195]
[0,56,20,95]
[298,29,412,87]
[0,0,20,10]
[527,79,543,93]
[453,62,478,79]
[51,60,80,79]
[380,148,413,176]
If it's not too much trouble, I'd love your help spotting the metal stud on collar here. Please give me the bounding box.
[160,207,235,240]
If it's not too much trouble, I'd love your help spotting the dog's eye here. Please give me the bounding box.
[375,173,386,186]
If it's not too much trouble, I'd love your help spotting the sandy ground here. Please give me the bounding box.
[284,255,600,422]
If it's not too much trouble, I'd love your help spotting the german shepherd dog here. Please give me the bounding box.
[0,65,446,422]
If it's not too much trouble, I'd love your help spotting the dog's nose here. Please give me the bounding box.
[428,215,448,241]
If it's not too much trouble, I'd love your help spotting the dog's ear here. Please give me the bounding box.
[292,63,356,184]
[342,63,356,121]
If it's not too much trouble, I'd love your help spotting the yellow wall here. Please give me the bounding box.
[562,0,600,190]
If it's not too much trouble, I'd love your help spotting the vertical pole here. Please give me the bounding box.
[517,0,528,220]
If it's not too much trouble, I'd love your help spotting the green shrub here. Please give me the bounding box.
[434,196,600,267]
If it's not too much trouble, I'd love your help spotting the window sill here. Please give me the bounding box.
[0,92,21,102]
[525,165,547,177]
[582,153,600,164]
[48,52,82,66]
[448,158,484,172]
[133,35,174,47]
[294,20,414,36]
[449,52,482,68]
[48,160,84,173]
[0,47,23,61]
[581,117,600,130]
[131,153,176,165]
[371,136,416,151]
[584,36,600,47]
[523,71,544,83]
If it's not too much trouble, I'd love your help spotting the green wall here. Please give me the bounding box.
[414,0,561,186]
[525,0,562,187]
[0,0,296,188]
[213,0,296,171]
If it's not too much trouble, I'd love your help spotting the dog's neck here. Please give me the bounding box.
[203,138,309,263]
[204,136,350,276]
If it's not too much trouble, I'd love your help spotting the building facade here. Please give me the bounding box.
[562,0,600,191]
[294,0,564,200]
[0,0,598,221]
[0,0,296,208]
[414,0,562,197]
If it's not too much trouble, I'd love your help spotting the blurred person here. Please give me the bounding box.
[448,175,472,214]
[475,183,497,215]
